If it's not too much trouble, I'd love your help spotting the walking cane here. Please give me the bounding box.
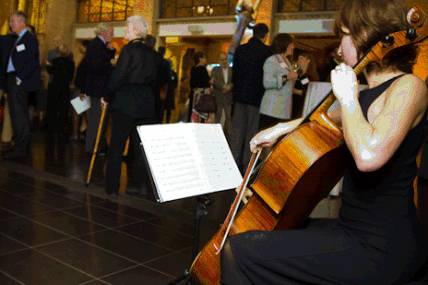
[86,104,107,186]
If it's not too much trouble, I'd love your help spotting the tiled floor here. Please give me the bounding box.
[0,170,193,284]
[0,130,343,284]
[0,130,237,284]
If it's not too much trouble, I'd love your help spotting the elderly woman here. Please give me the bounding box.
[259,33,299,129]
[102,15,160,198]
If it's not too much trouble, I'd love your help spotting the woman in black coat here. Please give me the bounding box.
[46,44,74,135]
[189,51,212,122]
[103,15,160,198]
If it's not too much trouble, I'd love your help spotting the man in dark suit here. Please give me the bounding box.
[3,11,41,159]
[229,23,272,171]
[0,26,17,98]
[211,52,233,139]
[84,23,115,153]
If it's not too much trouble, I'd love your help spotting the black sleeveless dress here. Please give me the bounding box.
[221,75,427,285]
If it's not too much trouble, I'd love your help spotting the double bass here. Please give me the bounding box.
[190,6,428,285]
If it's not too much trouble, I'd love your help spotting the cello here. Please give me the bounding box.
[189,6,428,285]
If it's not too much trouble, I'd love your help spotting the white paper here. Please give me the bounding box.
[137,123,242,202]
[303,81,367,116]
[70,96,91,114]
[302,82,333,116]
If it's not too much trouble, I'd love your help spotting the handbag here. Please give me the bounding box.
[0,94,4,123]
[194,88,217,113]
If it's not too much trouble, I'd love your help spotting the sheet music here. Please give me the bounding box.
[302,82,333,116]
[303,82,368,116]
[137,123,242,202]
[70,96,91,114]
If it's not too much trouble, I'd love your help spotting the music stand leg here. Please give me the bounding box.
[168,194,212,285]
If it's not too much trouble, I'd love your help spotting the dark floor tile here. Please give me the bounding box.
[146,216,194,237]
[0,217,67,246]
[0,191,54,215]
[64,205,139,228]
[16,191,83,210]
[80,280,108,285]
[0,208,19,221]
[0,172,35,185]
[145,248,192,277]
[0,182,39,195]
[0,270,23,285]
[32,211,107,237]
[80,230,171,263]
[94,201,156,221]
[0,249,92,284]
[101,266,172,285]
[0,235,27,256]
[38,239,135,277]
[117,221,192,251]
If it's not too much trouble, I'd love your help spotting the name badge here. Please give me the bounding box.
[301,77,310,85]
[16,44,26,52]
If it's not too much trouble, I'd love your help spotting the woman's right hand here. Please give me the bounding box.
[250,127,281,153]
[250,118,304,153]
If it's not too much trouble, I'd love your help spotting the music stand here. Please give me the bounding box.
[136,123,242,285]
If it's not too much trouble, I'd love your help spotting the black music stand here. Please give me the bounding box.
[167,194,213,285]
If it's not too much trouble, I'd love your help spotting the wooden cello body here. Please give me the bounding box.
[190,6,428,285]
[190,99,347,284]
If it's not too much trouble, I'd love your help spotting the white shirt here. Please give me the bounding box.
[222,67,229,84]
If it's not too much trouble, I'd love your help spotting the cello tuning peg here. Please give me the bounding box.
[406,28,417,41]
[381,35,395,48]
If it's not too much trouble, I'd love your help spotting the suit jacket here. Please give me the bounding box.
[47,56,75,87]
[74,55,88,93]
[85,36,115,98]
[259,54,295,119]
[107,38,160,119]
[211,66,233,105]
[5,31,41,92]
[232,37,272,107]
[0,34,17,91]
[153,51,170,122]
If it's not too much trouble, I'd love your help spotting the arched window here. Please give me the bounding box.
[78,0,134,23]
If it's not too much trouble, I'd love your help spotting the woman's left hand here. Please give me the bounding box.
[331,63,358,106]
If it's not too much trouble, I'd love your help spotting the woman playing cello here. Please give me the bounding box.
[221,0,428,284]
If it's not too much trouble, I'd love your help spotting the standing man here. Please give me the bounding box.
[85,23,115,154]
[3,11,41,159]
[230,23,271,171]
[0,25,17,149]
[211,52,233,139]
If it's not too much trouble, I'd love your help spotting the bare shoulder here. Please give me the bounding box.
[385,74,428,127]
[387,74,427,108]
[394,74,427,98]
